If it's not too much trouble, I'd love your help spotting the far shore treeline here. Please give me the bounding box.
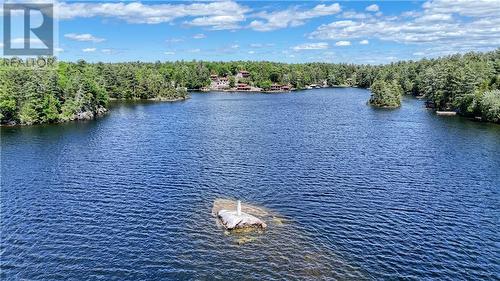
[1,49,499,125]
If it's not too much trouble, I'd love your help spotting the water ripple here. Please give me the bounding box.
[1,89,499,280]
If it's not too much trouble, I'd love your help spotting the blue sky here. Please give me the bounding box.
[2,0,500,64]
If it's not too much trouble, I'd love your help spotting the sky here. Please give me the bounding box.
[2,0,500,64]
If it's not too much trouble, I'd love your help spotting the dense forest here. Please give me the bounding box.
[370,49,500,121]
[0,60,188,125]
[1,49,499,125]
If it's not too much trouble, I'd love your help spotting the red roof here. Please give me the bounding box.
[237,83,251,90]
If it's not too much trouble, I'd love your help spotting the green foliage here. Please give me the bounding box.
[367,49,500,120]
[59,98,79,121]
[258,80,272,90]
[369,80,402,108]
[229,76,236,88]
[0,59,187,125]
[19,101,39,125]
[478,90,500,122]
[0,84,17,122]
[41,93,60,123]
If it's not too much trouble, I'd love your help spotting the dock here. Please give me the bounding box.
[436,111,457,116]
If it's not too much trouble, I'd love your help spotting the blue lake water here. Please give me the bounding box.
[1,88,499,280]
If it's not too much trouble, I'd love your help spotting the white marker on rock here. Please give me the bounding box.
[237,200,242,216]
[217,199,267,230]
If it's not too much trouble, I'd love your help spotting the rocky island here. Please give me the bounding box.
[217,200,267,230]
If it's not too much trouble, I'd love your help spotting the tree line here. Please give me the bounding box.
[0,60,188,125]
[369,49,500,124]
[1,49,499,125]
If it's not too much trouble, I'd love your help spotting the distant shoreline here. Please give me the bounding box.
[190,85,353,94]
[109,96,189,102]
[2,88,499,127]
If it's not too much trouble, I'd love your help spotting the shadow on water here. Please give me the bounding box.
[1,119,102,145]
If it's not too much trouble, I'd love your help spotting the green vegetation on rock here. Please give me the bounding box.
[369,49,500,123]
[368,80,402,108]
[0,60,188,125]
[477,90,500,122]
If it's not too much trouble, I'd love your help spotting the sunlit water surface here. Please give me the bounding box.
[1,88,499,280]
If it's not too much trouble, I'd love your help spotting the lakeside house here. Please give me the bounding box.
[269,84,291,92]
[236,70,251,78]
[208,71,292,92]
[210,75,230,90]
[237,83,251,91]
[217,77,229,88]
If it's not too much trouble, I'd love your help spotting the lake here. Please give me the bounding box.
[1,88,499,280]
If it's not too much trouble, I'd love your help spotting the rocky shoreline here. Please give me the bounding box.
[0,97,188,127]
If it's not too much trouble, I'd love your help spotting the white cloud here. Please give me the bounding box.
[413,52,425,56]
[166,38,184,44]
[55,47,64,53]
[335,40,351,46]
[249,43,275,48]
[82,48,96,52]
[188,48,201,53]
[248,50,255,54]
[414,13,453,23]
[164,51,175,55]
[401,11,421,18]
[217,44,241,54]
[64,33,105,43]
[422,0,500,17]
[185,15,246,30]
[249,3,341,31]
[58,1,250,30]
[309,0,500,53]
[192,33,206,39]
[359,39,369,45]
[101,48,119,54]
[341,11,372,19]
[292,42,329,51]
[365,4,379,12]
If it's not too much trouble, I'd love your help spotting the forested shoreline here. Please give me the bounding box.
[368,49,500,122]
[0,60,188,125]
[1,49,499,125]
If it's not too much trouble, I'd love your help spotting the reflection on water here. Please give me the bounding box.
[1,89,499,280]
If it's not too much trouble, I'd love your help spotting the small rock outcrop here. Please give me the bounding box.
[216,200,267,230]
[218,209,267,230]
